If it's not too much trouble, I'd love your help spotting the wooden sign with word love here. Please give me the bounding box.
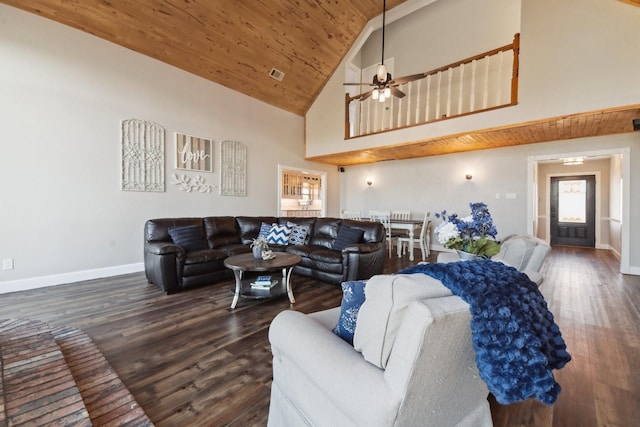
[175,133,213,172]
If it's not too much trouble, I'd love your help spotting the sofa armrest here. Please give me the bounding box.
[146,241,185,256]
[341,241,383,254]
[269,310,400,426]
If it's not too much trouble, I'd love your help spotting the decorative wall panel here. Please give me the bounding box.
[175,133,213,172]
[171,173,214,193]
[220,140,247,196]
[121,119,165,192]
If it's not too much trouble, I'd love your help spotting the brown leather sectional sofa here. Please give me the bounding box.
[144,216,387,294]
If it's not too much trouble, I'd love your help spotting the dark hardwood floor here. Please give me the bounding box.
[0,247,638,426]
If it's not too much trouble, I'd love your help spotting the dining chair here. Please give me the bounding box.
[397,211,431,261]
[390,210,412,239]
[390,210,411,220]
[342,210,362,220]
[369,210,392,257]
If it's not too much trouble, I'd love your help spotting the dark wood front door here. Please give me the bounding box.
[550,175,596,247]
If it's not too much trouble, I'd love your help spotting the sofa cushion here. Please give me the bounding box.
[332,226,364,251]
[266,223,293,245]
[354,274,452,369]
[203,216,241,248]
[309,248,342,264]
[333,280,367,344]
[289,223,311,245]
[309,218,341,249]
[168,225,206,252]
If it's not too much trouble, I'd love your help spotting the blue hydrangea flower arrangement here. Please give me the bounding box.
[434,202,501,257]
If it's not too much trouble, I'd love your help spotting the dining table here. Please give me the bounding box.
[363,217,425,262]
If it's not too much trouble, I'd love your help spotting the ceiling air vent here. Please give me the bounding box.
[269,68,285,81]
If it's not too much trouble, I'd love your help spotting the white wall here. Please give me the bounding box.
[359,0,521,78]
[0,5,337,292]
[609,155,623,257]
[339,134,637,254]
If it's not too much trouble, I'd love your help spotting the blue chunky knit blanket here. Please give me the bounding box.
[399,259,571,405]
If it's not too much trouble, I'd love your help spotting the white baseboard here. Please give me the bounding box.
[0,263,145,295]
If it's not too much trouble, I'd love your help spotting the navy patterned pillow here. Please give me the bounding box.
[332,226,364,250]
[333,280,367,345]
[266,223,293,245]
[168,225,205,252]
[257,222,274,239]
[288,223,310,245]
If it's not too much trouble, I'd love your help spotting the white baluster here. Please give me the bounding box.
[425,74,432,122]
[415,79,422,123]
[470,59,477,112]
[458,63,464,115]
[406,81,412,127]
[496,50,504,106]
[366,98,371,135]
[374,99,379,132]
[397,88,403,128]
[483,55,490,109]
[436,71,442,119]
[446,67,453,118]
[389,95,394,130]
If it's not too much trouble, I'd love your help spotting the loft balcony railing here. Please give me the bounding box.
[345,33,520,139]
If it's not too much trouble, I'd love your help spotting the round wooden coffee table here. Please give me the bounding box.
[224,252,302,309]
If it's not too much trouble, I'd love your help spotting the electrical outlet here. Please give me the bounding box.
[2,259,14,270]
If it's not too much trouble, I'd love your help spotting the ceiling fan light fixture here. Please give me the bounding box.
[372,88,380,100]
[384,87,391,97]
[378,92,386,102]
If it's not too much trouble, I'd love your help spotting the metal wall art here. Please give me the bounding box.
[220,140,247,196]
[171,173,215,193]
[121,119,165,192]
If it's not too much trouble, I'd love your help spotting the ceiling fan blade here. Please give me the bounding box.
[359,91,372,101]
[343,82,373,86]
[390,72,425,85]
[390,86,406,98]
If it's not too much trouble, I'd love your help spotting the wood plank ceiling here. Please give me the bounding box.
[2,1,639,166]
[0,0,405,117]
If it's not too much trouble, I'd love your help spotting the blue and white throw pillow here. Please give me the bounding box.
[266,223,293,245]
[333,280,367,345]
[288,223,310,245]
[258,222,274,239]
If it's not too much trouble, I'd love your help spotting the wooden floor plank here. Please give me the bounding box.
[0,247,638,426]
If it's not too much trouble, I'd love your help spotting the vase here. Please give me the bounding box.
[252,246,264,259]
[456,250,481,261]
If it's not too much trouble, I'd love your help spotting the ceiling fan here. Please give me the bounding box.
[344,0,425,102]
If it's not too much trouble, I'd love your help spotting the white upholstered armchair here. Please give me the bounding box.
[437,234,551,285]
[267,274,493,427]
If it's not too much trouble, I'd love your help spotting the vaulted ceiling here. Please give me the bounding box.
[3,0,639,166]
[0,0,406,116]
